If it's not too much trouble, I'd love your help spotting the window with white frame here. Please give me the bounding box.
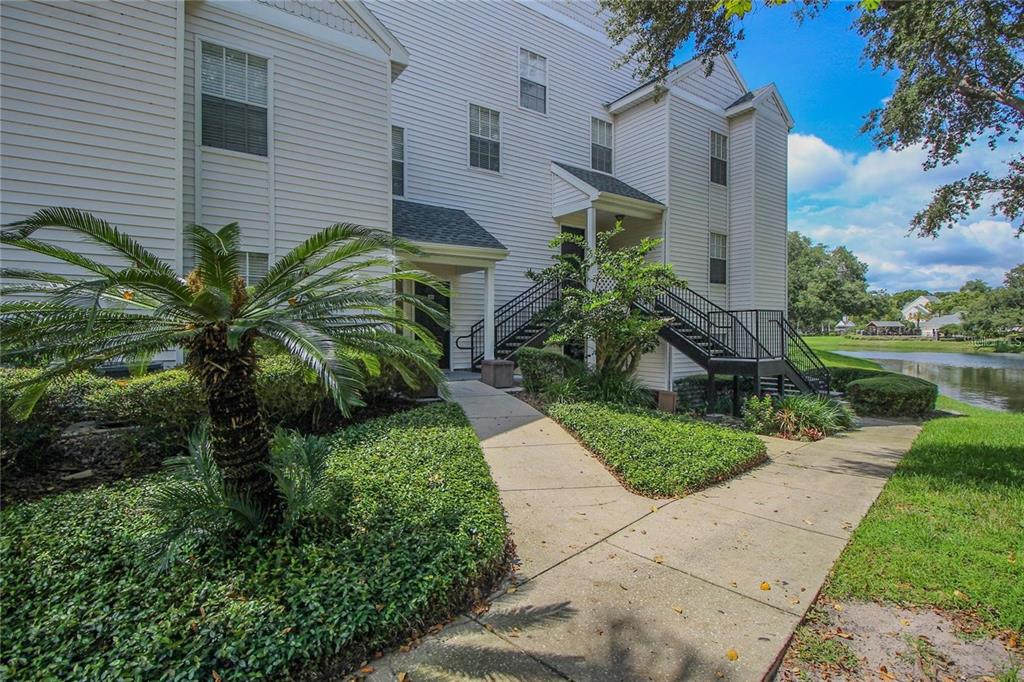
[519,48,547,114]
[201,42,268,156]
[392,125,405,196]
[710,131,728,185]
[469,104,500,172]
[237,251,269,284]
[591,118,613,173]
[709,232,727,284]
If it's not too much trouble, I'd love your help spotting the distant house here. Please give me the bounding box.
[835,316,856,335]
[901,295,938,321]
[864,320,906,336]
[919,312,963,338]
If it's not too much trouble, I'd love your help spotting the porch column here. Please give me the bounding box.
[483,265,496,361]
[402,280,415,338]
[585,205,597,370]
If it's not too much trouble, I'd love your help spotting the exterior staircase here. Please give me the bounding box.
[455,279,831,401]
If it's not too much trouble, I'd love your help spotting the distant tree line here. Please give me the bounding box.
[786,231,1023,339]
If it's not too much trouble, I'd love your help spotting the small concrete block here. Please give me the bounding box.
[480,359,514,388]
[656,389,677,413]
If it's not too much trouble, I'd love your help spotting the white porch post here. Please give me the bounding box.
[483,265,496,361]
[585,206,597,370]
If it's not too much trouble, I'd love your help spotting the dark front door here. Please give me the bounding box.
[560,226,586,362]
[415,281,450,369]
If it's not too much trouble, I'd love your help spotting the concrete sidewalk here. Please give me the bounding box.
[368,382,919,681]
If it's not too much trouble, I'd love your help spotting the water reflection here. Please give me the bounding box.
[837,351,1024,413]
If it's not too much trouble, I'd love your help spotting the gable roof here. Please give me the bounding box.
[921,312,963,328]
[724,84,794,128]
[606,55,748,114]
[392,199,506,251]
[868,320,905,328]
[347,1,410,78]
[552,162,663,206]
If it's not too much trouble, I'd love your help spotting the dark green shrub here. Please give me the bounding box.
[547,402,766,496]
[583,369,653,407]
[741,395,777,434]
[0,403,509,679]
[0,369,113,470]
[516,347,585,393]
[828,367,891,392]
[846,374,938,417]
[742,394,855,441]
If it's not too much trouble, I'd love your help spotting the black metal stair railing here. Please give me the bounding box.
[780,317,831,393]
[454,279,562,366]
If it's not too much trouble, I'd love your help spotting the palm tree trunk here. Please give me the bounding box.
[190,329,281,520]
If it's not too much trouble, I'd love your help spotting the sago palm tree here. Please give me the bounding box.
[0,208,447,514]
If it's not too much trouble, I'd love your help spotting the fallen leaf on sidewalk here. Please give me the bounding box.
[397,673,409,682]
[653,555,665,564]
[726,648,739,661]
[359,666,374,674]
[760,581,772,591]
[673,606,684,614]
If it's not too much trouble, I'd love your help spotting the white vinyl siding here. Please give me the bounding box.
[0,0,181,275]
[200,42,269,156]
[392,125,405,196]
[237,250,269,284]
[469,104,500,172]
[591,117,613,173]
[519,48,547,114]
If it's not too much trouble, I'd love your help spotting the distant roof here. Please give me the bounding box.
[868,320,905,327]
[553,162,663,205]
[922,312,963,328]
[392,199,506,251]
[835,318,856,328]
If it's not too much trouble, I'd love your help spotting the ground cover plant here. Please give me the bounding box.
[0,403,509,679]
[546,402,766,497]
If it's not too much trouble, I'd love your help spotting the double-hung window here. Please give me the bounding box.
[519,48,547,114]
[392,126,405,196]
[710,131,728,185]
[710,233,727,284]
[469,104,500,172]
[237,251,269,284]
[591,118,613,173]
[201,42,268,156]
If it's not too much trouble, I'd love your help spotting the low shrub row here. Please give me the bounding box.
[516,347,584,393]
[826,366,890,392]
[0,356,332,471]
[546,402,767,497]
[742,394,855,441]
[0,403,510,679]
[846,373,938,418]
[517,347,653,407]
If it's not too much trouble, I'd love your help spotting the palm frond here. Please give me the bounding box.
[186,223,241,293]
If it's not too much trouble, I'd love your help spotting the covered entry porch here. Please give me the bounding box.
[392,199,507,372]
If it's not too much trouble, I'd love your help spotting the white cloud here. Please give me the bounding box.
[787,133,1024,291]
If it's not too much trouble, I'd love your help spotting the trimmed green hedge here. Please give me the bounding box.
[0,403,509,679]
[516,347,584,393]
[547,402,767,497]
[827,366,891,392]
[846,373,938,417]
[1,357,330,470]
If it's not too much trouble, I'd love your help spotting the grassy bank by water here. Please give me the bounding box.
[806,335,982,354]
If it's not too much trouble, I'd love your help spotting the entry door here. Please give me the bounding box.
[559,226,585,362]
[415,281,450,370]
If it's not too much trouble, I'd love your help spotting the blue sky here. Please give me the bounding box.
[677,4,1023,293]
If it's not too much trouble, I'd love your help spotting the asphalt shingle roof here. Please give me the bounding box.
[553,162,663,205]
[727,91,755,109]
[392,199,506,251]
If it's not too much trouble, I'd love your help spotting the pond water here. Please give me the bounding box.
[836,350,1024,413]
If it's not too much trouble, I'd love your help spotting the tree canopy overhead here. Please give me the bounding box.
[600,0,1024,237]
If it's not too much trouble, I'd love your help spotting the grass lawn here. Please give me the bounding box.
[815,348,884,370]
[825,406,1024,633]
[806,334,982,354]
[0,403,509,679]
[546,402,767,497]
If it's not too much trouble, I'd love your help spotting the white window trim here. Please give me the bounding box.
[517,45,548,117]
[709,231,728,285]
[591,116,614,174]
[710,130,728,186]
[466,101,503,175]
[392,124,406,198]
[192,32,276,260]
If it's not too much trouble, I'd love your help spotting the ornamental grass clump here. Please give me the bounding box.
[742,394,855,441]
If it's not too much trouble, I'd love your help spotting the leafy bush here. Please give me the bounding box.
[0,403,509,679]
[547,402,766,496]
[846,374,938,417]
[827,366,891,392]
[0,369,113,470]
[583,369,653,407]
[743,394,855,441]
[516,347,585,393]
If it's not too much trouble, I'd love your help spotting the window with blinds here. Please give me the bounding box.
[591,118,613,173]
[469,104,500,172]
[710,232,727,284]
[201,42,268,156]
[519,48,547,114]
[237,251,269,284]
[392,126,405,196]
[710,131,728,185]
